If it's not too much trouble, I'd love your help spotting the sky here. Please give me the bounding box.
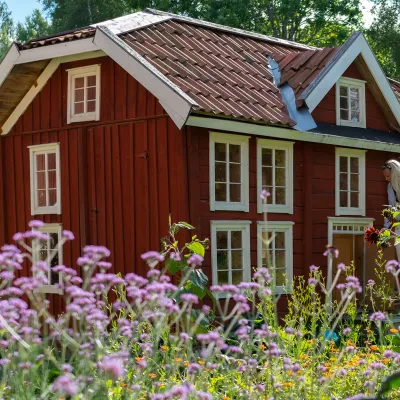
[6,0,375,26]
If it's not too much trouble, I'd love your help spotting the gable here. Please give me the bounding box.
[312,61,393,132]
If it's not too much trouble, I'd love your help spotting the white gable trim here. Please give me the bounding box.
[1,51,106,136]
[187,116,400,153]
[301,33,400,126]
[93,26,196,129]
[0,43,20,87]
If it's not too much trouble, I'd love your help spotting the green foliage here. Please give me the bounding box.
[15,9,51,45]
[0,1,13,59]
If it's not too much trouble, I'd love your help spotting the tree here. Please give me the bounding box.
[367,0,400,80]
[0,1,14,58]
[16,9,51,44]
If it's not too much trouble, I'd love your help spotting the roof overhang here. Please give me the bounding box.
[186,116,400,153]
[300,32,400,127]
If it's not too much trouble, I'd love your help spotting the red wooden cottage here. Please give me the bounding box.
[0,9,399,313]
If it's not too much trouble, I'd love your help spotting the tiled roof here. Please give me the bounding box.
[389,78,400,102]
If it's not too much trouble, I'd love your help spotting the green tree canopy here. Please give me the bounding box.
[0,1,13,58]
[15,9,51,44]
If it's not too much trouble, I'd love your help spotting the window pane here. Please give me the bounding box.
[340,156,348,173]
[263,187,273,204]
[340,191,348,207]
[232,270,243,285]
[351,192,359,208]
[48,170,57,189]
[215,183,226,201]
[262,148,272,166]
[276,269,286,286]
[216,231,228,249]
[75,77,84,89]
[37,171,46,190]
[340,86,347,96]
[230,184,241,202]
[340,109,349,120]
[229,144,241,163]
[39,248,48,262]
[87,75,96,87]
[350,174,359,191]
[276,188,286,205]
[47,153,56,170]
[87,87,96,101]
[275,150,285,167]
[340,97,348,109]
[340,173,348,190]
[351,111,360,122]
[350,157,359,173]
[74,102,84,115]
[229,164,241,183]
[217,251,228,270]
[350,98,360,111]
[275,250,286,268]
[275,232,285,249]
[215,143,226,161]
[231,231,242,249]
[74,89,84,102]
[218,271,229,284]
[37,190,46,207]
[48,190,57,206]
[231,250,243,269]
[275,168,285,186]
[262,167,273,186]
[36,154,45,171]
[49,233,59,250]
[215,162,226,182]
[87,101,96,113]
[350,87,359,100]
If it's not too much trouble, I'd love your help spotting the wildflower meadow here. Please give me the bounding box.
[1,212,400,399]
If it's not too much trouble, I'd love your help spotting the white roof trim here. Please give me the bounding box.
[93,26,196,128]
[301,33,400,126]
[0,43,20,87]
[186,116,400,153]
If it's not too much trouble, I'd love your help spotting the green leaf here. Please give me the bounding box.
[393,222,400,228]
[166,258,183,275]
[393,212,400,219]
[186,242,205,257]
[377,371,400,399]
[382,230,391,238]
[185,281,207,300]
[176,221,195,230]
[188,269,208,290]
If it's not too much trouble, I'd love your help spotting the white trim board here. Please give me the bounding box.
[93,26,197,129]
[186,116,400,153]
[0,43,20,88]
[0,51,106,136]
[300,33,400,126]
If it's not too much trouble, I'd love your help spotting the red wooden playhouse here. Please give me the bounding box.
[0,9,399,314]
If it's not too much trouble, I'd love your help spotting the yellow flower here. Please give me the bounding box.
[198,360,205,365]
[148,373,157,379]
[259,344,266,350]
[184,361,189,367]
[120,383,127,387]
[175,358,182,362]
[370,345,379,351]
[135,357,144,362]
[329,357,336,361]
[222,397,230,400]
[390,328,399,333]
[161,345,169,350]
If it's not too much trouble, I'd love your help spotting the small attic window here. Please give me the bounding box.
[336,77,366,128]
[67,65,101,124]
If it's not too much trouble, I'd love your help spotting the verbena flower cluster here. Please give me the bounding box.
[0,221,399,399]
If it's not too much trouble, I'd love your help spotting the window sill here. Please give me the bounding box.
[336,208,366,217]
[211,202,249,212]
[258,204,293,214]
[31,207,61,216]
[35,285,64,295]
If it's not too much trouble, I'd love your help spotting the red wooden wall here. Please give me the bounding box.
[312,62,393,132]
[0,56,190,314]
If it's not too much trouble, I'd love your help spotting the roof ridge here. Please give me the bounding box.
[145,8,318,51]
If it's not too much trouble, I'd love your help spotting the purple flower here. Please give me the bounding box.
[52,374,78,396]
[181,293,199,304]
[28,220,45,229]
[18,362,32,370]
[202,305,210,314]
[367,279,375,287]
[370,312,386,322]
[370,362,385,370]
[308,278,318,285]
[260,189,270,200]
[98,357,125,379]
[343,328,351,335]
[188,363,201,374]
[170,252,181,261]
[141,251,164,268]
[180,332,190,342]
[309,265,318,272]
[12,232,24,241]
[61,364,73,373]
[188,254,203,267]
[0,271,14,281]
[337,263,346,271]
[62,230,75,241]
[254,268,271,283]
[197,392,212,400]
[323,245,339,258]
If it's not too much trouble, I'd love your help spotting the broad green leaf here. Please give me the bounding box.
[393,212,400,219]
[186,242,205,257]
[377,371,400,399]
[393,222,400,228]
[176,221,195,229]
[185,281,207,300]
[188,269,208,290]
[165,258,183,275]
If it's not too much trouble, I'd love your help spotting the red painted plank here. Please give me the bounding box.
[114,64,127,121]
[126,75,138,119]
[94,126,106,247]
[87,128,98,245]
[50,67,62,129]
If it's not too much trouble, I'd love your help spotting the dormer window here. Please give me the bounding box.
[336,77,366,128]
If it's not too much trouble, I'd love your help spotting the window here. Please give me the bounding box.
[29,143,61,215]
[336,77,366,128]
[33,224,63,294]
[257,139,294,214]
[257,221,294,294]
[335,148,366,216]
[67,65,100,123]
[211,221,251,290]
[209,132,249,211]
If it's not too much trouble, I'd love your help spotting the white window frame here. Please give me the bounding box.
[336,77,366,128]
[67,64,101,124]
[257,221,294,295]
[211,221,251,296]
[257,138,294,214]
[209,132,249,212]
[33,223,63,294]
[335,147,366,216]
[29,143,61,215]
